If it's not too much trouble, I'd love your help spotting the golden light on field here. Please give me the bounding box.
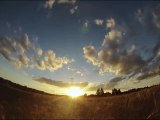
[66,86,84,98]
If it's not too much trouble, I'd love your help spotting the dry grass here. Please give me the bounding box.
[0,83,160,119]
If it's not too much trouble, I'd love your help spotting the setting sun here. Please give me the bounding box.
[66,87,84,98]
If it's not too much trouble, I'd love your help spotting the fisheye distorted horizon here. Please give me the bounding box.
[0,0,160,95]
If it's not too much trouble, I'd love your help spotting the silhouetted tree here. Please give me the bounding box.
[96,88,100,95]
[100,88,104,95]
[112,88,121,95]
[84,93,87,97]
[96,88,104,96]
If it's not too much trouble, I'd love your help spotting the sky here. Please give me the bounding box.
[0,0,160,95]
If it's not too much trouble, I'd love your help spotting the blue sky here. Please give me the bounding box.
[0,0,160,94]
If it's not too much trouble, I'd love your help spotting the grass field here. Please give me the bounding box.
[0,77,160,119]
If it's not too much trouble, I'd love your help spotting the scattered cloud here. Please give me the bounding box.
[67,66,84,77]
[57,0,76,4]
[19,54,30,66]
[83,4,160,82]
[85,76,124,91]
[70,5,78,14]
[83,45,99,66]
[86,83,105,91]
[37,48,43,57]
[67,66,74,71]
[0,47,12,61]
[94,19,104,26]
[43,0,78,15]
[0,34,72,72]
[105,76,124,89]
[135,5,160,34]
[81,20,90,33]
[44,0,55,9]
[76,71,84,76]
[36,50,71,72]
[136,67,160,81]
[33,77,88,88]
[106,18,116,29]
[83,18,146,75]
[34,76,124,91]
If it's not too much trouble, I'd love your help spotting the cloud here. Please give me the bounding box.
[136,67,160,80]
[152,12,160,29]
[86,76,124,91]
[67,66,74,71]
[83,18,146,75]
[81,20,91,33]
[76,71,84,76]
[0,47,12,61]
[33,77,88,88]
[83,45,99,66]
[14,59,22,68]
[94,19,104,26]
[37,48,43,57]
[19,54,30,65]
[86,83,105,91]
[105,76,124,89]
[57,0,76,4]
[0,34,33,68]
[106,18,116,29]
[43,0,77,15]
[70,5,78,14]
[36,50,71,72]
[135,5,160,34]
[67,66,84,77]
[44,0,55,9]
[37,60,46,70]
[0,34,72,72]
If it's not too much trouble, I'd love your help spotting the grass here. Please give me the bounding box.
[0,78,160,119]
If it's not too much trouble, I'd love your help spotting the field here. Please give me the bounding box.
[0,77,160,119]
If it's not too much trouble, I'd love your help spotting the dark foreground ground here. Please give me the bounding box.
[0,77,160,119]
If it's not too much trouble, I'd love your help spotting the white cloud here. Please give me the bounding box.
[67,66,84,77]
[37,60,46,70]
[43,0,78,15]
[83,18,146,75]
[152,12,160,29]
[0,34,72,72]
[36,50,71,72]
[76,71,84,76]
[70,5,78,14]
[0,47,12,61]
[57,0,76,4]
[44,0,55,9]
[106,18,116,29]
[83,45,99,66]
[14,59,22,68]
[37,48,43,57]
[94,19,104,25]
[19,54,30,66]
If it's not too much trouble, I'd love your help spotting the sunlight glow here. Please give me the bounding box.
[66,86,84,98]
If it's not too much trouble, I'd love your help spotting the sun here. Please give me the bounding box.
[66,86,84,98]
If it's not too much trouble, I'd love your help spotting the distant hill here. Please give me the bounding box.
[0,77,53,96]
[0,77,160,119]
